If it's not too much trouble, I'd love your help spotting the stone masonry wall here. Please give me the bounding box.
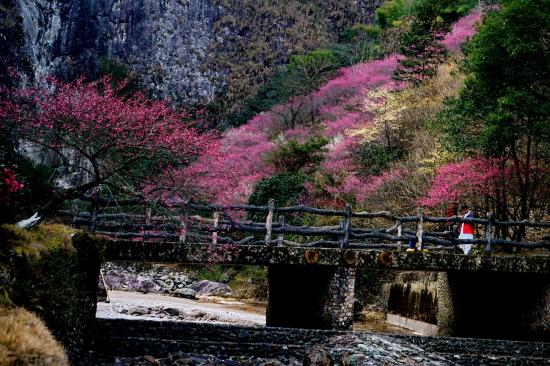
[320,266,356,330]
[93,318,550,364]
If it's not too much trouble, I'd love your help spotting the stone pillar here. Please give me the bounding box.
[266,264,356,330]
[437,271,550,341]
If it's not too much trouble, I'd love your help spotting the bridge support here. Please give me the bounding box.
[437,271,550,341]
[266,264,356,330]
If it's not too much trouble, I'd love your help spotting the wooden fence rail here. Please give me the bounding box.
[58,196,550,253]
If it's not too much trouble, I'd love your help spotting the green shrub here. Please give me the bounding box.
[354,143,402,176]
[376,0,477,29]
[248,173,307,208]
[376,0,410,28]
[267,138,329,173]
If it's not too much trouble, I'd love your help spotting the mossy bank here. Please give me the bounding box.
[0,224,105,364]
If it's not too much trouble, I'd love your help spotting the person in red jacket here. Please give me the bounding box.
[458,204,475,254]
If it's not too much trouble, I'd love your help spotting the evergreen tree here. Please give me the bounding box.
[394,1,448,85]
[442,0,550,234]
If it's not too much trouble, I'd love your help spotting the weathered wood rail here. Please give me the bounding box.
[58,195,550,254]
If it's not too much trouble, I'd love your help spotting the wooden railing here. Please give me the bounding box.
[58,195,550,253]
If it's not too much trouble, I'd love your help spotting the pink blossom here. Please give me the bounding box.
[420,157,503,207]
[0,76,214,201]
[178,11,482,206]
[0,167,24,206]
[441,10,482,52]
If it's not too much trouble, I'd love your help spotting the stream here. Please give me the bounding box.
[96,290,412,334]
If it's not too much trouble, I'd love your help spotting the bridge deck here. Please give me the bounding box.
[104,241,550,273]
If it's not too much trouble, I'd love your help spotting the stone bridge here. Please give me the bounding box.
[104,241,550,340]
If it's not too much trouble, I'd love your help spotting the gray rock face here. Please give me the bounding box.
[16,0,221,103]
[13,0,379,105]
[188,280,232,296]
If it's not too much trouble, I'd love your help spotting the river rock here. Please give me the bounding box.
[104,272,163,294]
[129,307,149,316]
[172,288,197,299]
[188,280,233,297]
[101,262,196,295]
[305,333,453,365]
[163,308,181,316]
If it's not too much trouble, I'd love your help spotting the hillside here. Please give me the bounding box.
[2,0,548,235]
[9,0,380,108]
[174,10,481,216]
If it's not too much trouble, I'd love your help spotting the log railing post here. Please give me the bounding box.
[212,210,220,244]
[265,199,275,246]
[341,203,352,248]
[416,207,424,251]
[484,212,493,254]
[277,215,285,246]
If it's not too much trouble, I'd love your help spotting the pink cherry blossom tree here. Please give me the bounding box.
[420,157,502,208]
[0,76,215,215]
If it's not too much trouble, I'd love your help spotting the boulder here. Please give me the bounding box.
[172,288,197,299]
[102,272,163,294]
[163,307,181,316]
[188,280,233,297]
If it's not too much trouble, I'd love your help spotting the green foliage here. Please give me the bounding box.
[0,224,74,256]
[393,0,452,85]
[340,24,382,43]
[376,0,477,29]
[248,173,307,207]
[443,0,550,156]
[376,0,410,28]
[267,138,329,173]
[440,0,550,224]
[353,24,383,38]
[192,265,267,301]
[354,143,403,176]
[247,172,307,227]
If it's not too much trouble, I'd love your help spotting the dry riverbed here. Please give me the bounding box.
[97,290,266,326]
[97,290,411,334]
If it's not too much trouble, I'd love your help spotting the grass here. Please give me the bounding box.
[0,306,68,366]
[0,224,74,257]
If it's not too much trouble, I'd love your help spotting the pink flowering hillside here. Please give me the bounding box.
[179,10,483,208]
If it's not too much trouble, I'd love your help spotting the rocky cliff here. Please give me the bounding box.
[14,0,380,107]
